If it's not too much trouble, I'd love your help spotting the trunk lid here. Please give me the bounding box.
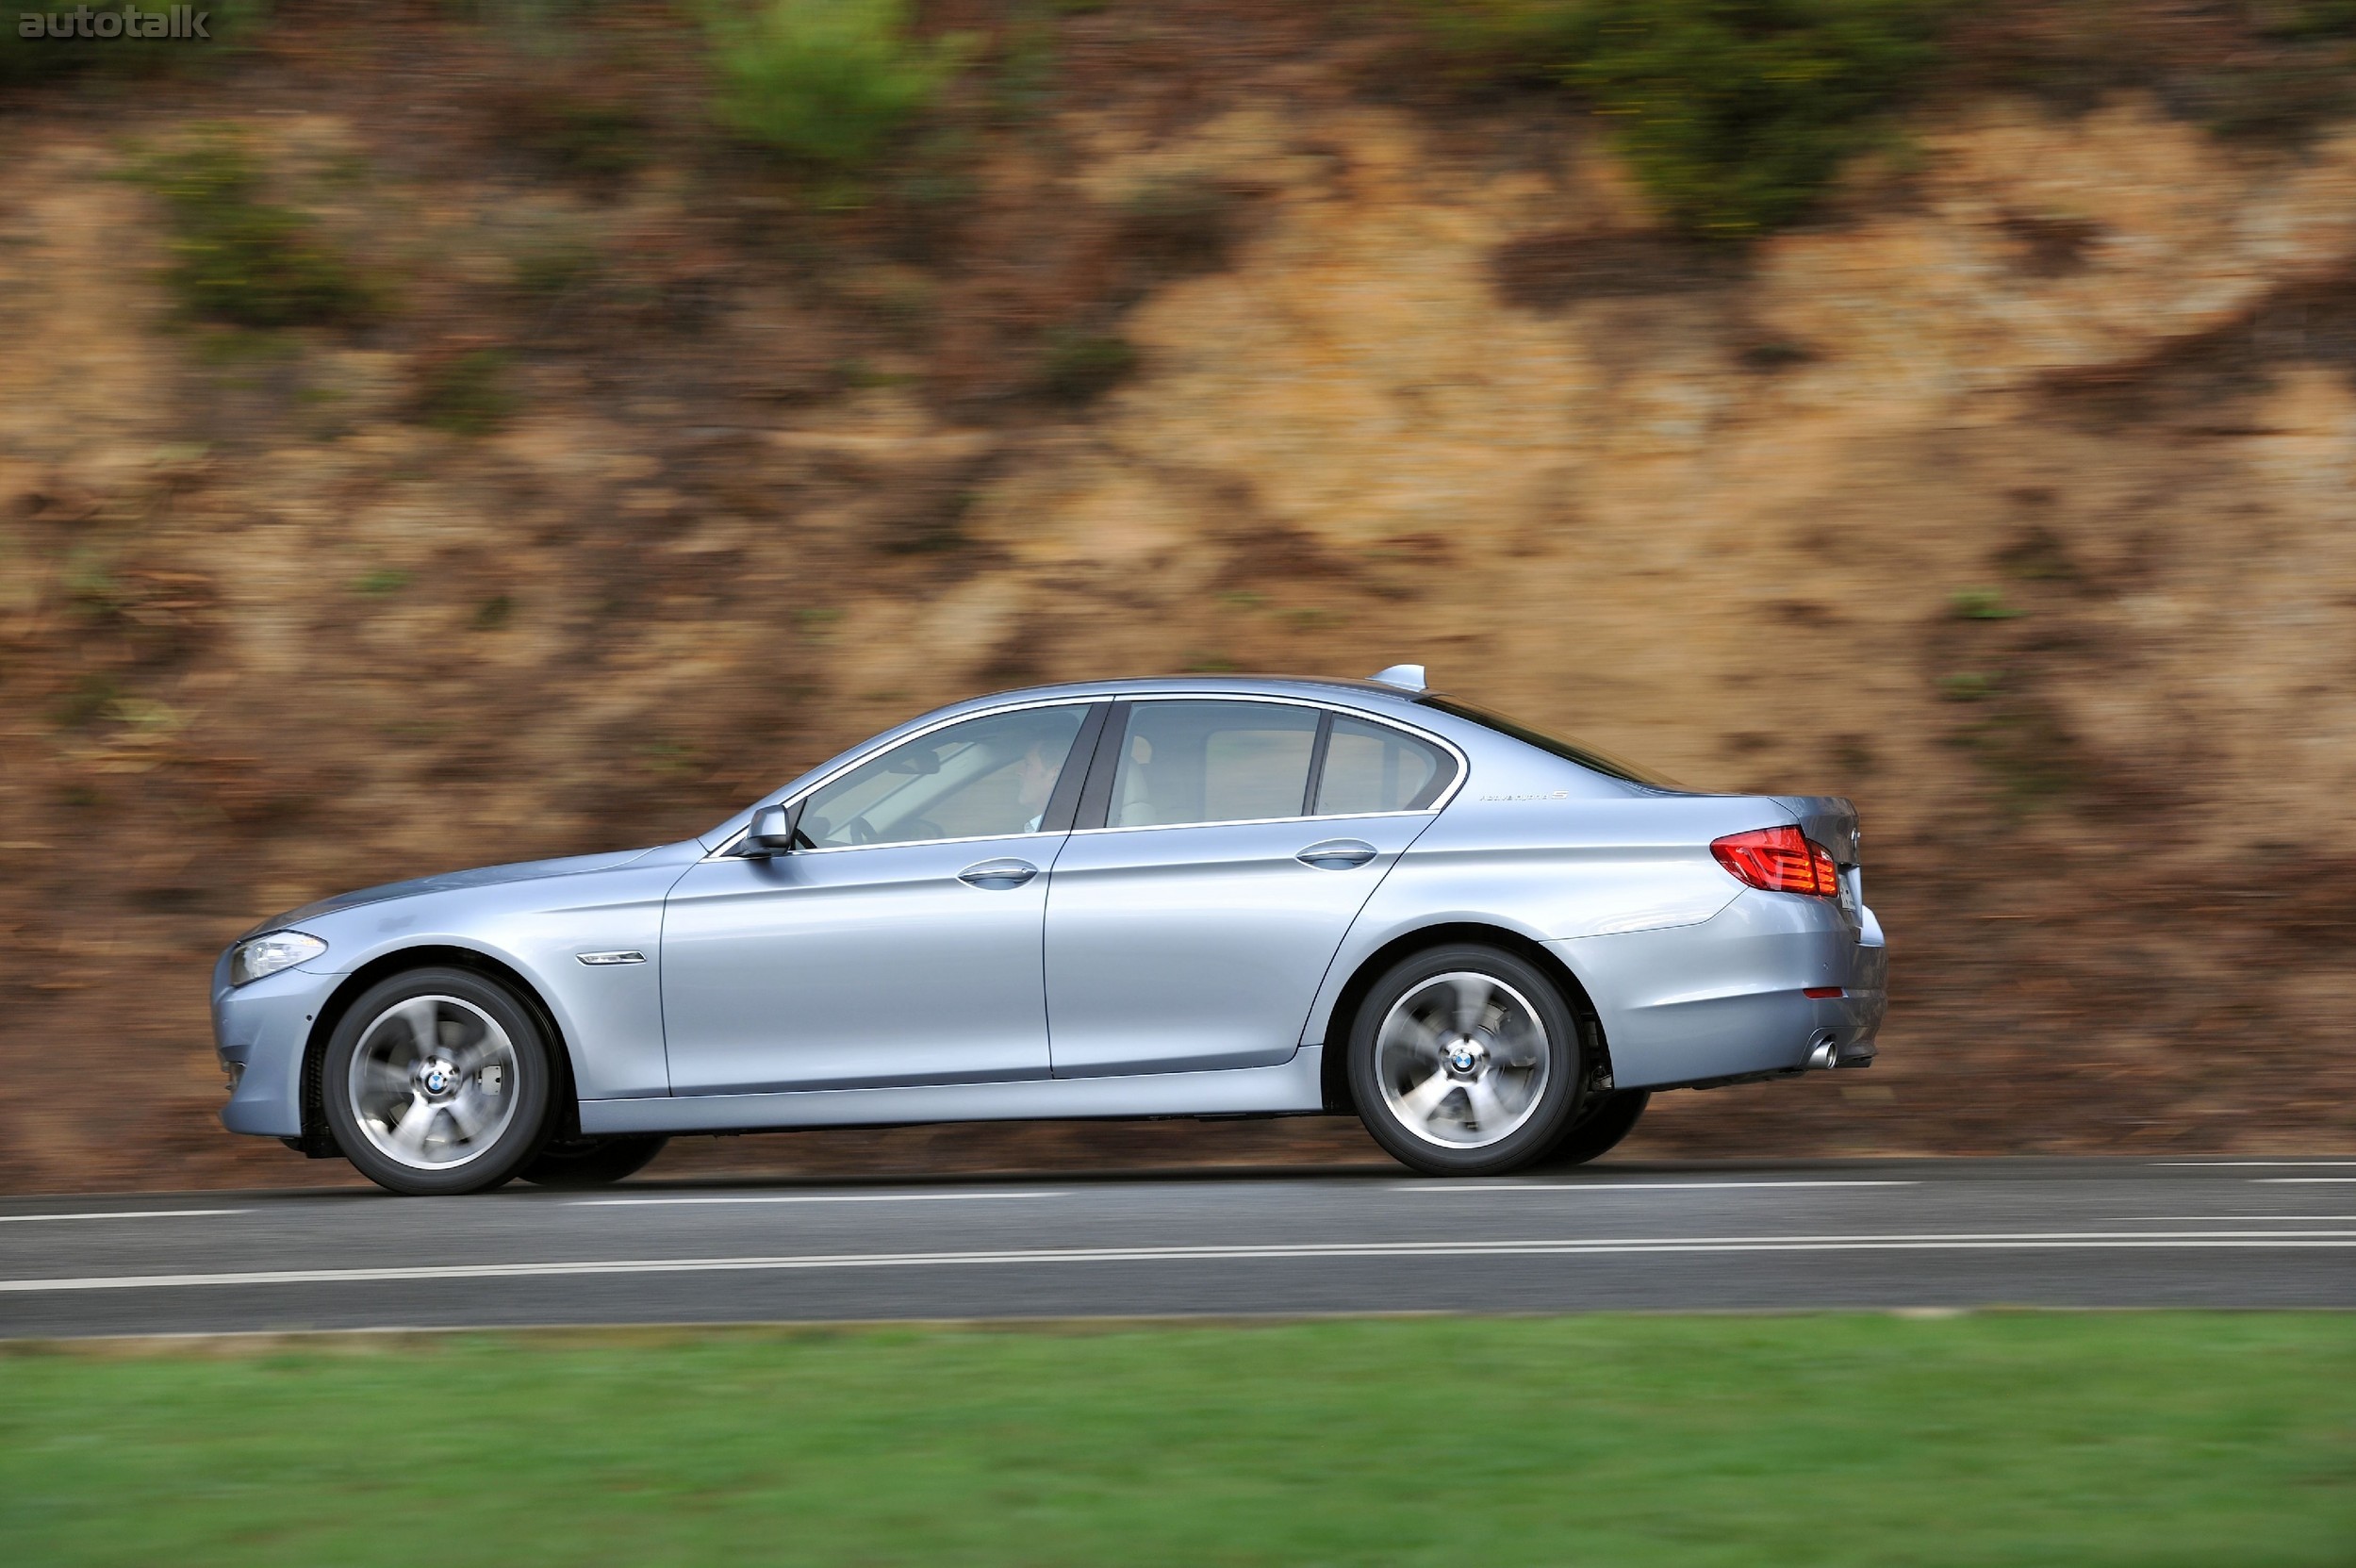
[1772,795,1861,867]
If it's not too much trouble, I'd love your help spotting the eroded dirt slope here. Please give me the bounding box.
[3,7,2352,1191]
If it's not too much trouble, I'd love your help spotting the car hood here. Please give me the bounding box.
[241,847,665,938]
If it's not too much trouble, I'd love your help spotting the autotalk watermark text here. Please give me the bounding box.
[19,6,210,38]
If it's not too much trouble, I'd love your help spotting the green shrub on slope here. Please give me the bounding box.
[704,0,969,173]
[136,130,375,330]
[1,0,265,87]
[1427,0,1942,239]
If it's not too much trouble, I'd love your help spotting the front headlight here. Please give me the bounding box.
[229,931,327,986]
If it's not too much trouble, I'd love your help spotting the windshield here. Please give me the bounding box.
[1417,696,1686,790]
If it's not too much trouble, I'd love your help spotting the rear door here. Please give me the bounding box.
[1043,701,1458,1078]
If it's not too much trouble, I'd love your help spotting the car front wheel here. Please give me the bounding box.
[321,966,557,1196]
[1348,944,1586,1177]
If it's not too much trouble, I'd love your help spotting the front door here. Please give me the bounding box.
[1044,701,1456,1078]
[661,702,1100,1096]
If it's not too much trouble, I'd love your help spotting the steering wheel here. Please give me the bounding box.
[846,817,880,845]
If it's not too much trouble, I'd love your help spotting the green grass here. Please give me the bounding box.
[2,1313,2350,1565]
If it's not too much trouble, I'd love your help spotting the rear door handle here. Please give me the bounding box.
[958,858,1039,889]
[1296,839,1377,870]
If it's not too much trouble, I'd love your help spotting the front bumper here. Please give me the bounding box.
[211,952,340,1138]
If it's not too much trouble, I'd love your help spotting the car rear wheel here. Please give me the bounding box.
[321,966,557,1197]
[1532,1088,1650,1168]
[516,1134,669,1188]
[1347,944,1586,1177]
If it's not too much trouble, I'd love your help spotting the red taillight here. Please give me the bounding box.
[1711,826,1841,897]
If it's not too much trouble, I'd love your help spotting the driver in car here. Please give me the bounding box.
[1016,739,1059,834]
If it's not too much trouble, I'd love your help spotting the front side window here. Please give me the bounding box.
[1314,715,1454,815]
[799,704,1089,849]
[1110,701,1318,828]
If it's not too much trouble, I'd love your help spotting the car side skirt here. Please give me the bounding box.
[578,1047,1326,1136]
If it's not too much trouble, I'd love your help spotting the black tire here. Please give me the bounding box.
[1530,1089,1650,1169]
[1347,943,1587,1177]
[517,1134,669,1189]
[321,966,559,1197]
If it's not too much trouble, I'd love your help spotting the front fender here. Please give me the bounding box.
[277,850,698,1100]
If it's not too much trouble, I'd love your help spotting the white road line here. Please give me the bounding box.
[5,1230,2350,1294]
[569,1192,1069,1208]
[2258,1178,2356,1184]
[1394,1180,1919,1193]
[0,1210,246,1225]
[2100,1216,2356,1224]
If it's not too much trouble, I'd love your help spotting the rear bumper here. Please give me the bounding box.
[1831,920,1888,1069]
[1548,889,1886,1091]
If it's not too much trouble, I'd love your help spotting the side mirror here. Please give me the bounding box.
[741,801,801,859]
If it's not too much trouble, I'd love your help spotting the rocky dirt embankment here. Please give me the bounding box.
[2,9,2352,1190]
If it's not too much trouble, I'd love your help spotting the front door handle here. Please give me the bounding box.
[958,858,1039,889]
[1296,839,1378,870]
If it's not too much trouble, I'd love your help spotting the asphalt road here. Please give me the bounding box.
[1,1158,2351,1338]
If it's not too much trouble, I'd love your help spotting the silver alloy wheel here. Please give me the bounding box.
[346,995,520,1171]
[1374,970,1551,1148]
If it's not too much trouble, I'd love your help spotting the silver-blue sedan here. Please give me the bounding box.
[213,668,1887,1194]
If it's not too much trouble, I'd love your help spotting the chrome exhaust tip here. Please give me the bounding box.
[1805,1034,1840,1071]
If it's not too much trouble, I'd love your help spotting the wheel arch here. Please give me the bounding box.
[295,945,581,1148]
[1316,921,1613,1115]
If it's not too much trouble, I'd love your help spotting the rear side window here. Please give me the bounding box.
[1416,696,1682,789]
[1111,701,1318,828]
[1314,715,1454,815]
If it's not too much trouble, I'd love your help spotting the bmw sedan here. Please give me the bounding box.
[213,668,1887,1195]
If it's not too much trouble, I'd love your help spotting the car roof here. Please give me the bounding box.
[946,674,1436,708]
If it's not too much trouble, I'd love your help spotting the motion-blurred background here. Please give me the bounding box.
[4,0,2353,1192]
